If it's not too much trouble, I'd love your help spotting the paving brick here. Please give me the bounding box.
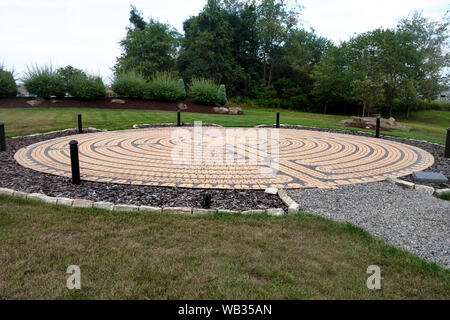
[13,191,28,199]
[288,203,300,214]
[57,197,74,206]
[192,208,216,215]
[114,204,139,212]
[139,206,162,213]
[0,187,14,196]
[266,208,285,216]
[93,201,114,210]
[162,207,192,215]
[72,199,94,208]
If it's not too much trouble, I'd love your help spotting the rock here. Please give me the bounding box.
[265,188,278,195]
[177,103,188,111]
[278,189,295,206]
[385,176,397,184]
[213,106,229,114]
[51,99,61,104]
[26,100,42,107]
[266,208,285,216]
[94,201,115,211]
[139,205,162,213]
[217,209,240,214]
[13,191,28,199]
[414,184,435,195]
[395,179,415,190]
[114,204,139,211]
[57,197,74,206]
[111,99,126,104]
[162,207,192,215]
[242,209,266,215]
[228,107,243,115]
[288,203,300,214]
[0,187,14,196]
[193,208,216,215]
[72,199,94,208]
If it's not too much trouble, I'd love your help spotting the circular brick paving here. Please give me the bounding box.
[14,127,434,189]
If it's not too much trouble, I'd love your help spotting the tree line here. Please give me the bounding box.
[114,0,449,118]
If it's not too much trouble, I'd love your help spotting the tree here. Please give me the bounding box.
[56,65,86,91]
[127,5,146,33]
[177,0,255,96]
[352,78,384,117]
[114,10,180,78]
[256,0,301,86]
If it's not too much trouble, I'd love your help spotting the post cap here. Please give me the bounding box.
[69,140,78,145]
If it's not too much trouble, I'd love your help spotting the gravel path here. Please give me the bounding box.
[288,182,450,268]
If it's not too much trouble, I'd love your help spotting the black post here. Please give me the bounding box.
[375,117,380,138]
[203,191,211,209]
[177,110,181,127]
[276,112,280,128]
[445,127,450,158]
[78,114,83,134]
[69,140,81,184]
[0,122,5,152]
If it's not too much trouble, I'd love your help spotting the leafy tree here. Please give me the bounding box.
[115,11,180,78]
[127,5,146,33]
[177,0,249,96]
[352,78,384,117]
[256,0,301,86]
[56,65,86,91]
[0,65,17,98]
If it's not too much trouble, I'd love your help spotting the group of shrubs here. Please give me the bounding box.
[21,65,105,100]
[0,65,17,98]
[111,71,227,105]
[8,63,228,105]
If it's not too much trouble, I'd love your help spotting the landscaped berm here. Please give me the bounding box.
[14,127,434,189]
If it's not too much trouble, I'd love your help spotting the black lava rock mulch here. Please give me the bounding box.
[0,130,284,210]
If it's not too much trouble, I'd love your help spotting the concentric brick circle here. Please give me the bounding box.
[14,127,434,189]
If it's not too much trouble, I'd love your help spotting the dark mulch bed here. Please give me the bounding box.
[261,124,450,189]
[0,97,220,114]
[0,130,284,211]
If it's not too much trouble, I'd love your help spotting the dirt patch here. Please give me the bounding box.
[0,97,223,114]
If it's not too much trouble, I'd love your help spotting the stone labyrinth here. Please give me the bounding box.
[14,127,434,189]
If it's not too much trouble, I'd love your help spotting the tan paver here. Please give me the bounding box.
[14,128,434,190]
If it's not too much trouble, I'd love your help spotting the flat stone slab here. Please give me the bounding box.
[163,207,192,215]
[412,171,448,183]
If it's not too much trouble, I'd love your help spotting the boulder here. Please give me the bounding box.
[213,106,230,114]
[177,103,188,111]
[111,99,126,104]
[228,107,243,115]
[27,99,42,107]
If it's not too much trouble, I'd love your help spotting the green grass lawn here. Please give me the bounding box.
[0,196,448,300]
[0,106,448,144]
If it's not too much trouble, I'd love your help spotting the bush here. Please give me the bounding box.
[68,74,105,100]
[111,72,148,99]
[148,72,179,101]
[177,79,186,100]
[0,66,17,98]
[23,65,66,98]
[218,84,227,105]
[188,78,219,105]
[290,94,311,110]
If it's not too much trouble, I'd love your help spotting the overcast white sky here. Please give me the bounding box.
[0,0,448,82]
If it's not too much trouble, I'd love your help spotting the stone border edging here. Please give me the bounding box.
[385,176,449,197]
[9,127,107,139]
[0,187,287,217]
